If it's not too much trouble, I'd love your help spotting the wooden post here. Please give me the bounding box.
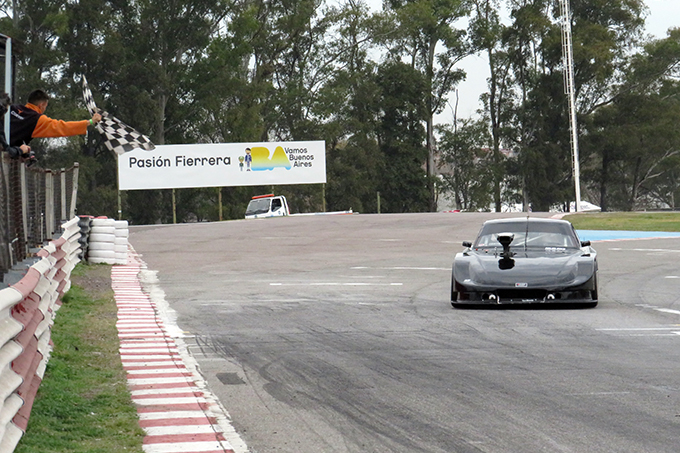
[45,171,54,239]
[218,187,223,221]
[20,163,27,249]
[172,189,177,224]
[60,168,66,223]
[69,163,79,219]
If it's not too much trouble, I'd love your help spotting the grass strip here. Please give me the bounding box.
[564,212,680,232]
[14,263,145,453]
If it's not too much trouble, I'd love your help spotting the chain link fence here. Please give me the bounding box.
[0,154,79,277]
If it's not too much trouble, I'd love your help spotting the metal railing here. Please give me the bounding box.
[0,154,79,278]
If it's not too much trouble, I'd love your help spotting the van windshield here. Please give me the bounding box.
[246,198,271,215]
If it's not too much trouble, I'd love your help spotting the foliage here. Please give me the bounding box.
[438,118,494,211]
[564,211,680,232]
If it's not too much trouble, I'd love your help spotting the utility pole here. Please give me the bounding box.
[559,0,581,212]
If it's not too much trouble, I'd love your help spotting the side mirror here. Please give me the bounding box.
[580,240,591,247]
[462,241,472,248]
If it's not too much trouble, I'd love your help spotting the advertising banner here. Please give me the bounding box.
[118,141,326,190]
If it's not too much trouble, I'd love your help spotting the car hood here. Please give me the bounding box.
[454,248,596,289]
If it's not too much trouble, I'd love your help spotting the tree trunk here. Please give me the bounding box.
[426,38,437,212]
[599,151,609,212]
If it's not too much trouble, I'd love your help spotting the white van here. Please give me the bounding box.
[245,194,290,219]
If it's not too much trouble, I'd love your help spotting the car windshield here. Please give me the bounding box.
[474,221,579,249]
[246,198,271,215]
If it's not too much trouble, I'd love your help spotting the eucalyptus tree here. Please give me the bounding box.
[374,60,430,212]
[438,118,494,210]
[320,0,385,212]
[469,0,515,211]
[0,0,68,98]
[584,29,680,210]
[384,0,471,211]
[500,0,647,211]
[244,0,337,141]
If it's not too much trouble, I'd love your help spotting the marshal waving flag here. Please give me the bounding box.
[82,76,155,155]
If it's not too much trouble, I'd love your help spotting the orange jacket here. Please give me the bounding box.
[28,103,89,138]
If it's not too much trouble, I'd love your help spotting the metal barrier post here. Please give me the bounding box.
[20,164,27,253]
[44,171,54,239]
[69,164,79,218]
[60,168,66,223]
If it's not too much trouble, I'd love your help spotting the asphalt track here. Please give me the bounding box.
[129,213,680,453]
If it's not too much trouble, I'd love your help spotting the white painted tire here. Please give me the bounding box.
[114,244,127,253]
[114,220,129,229]
[89,257,117,265]
[90,226,116,235]
[114,237,128,246]
[89,248,116,257]
[92,218,115,227]
[89,233,115,243]
[114,228,129,238]
[89,242,116,251]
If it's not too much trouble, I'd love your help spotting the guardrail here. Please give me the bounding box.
[0,217,81,453]
[0,155,80,279]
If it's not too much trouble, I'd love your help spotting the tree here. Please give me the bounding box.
[321,0,385,213]
[438,118,494,210]
[499,0,647,211]
[374,60,429,212]
[385,0,470,211]
[469,0,514,211]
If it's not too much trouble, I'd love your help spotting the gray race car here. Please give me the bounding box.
[451,217,598,308]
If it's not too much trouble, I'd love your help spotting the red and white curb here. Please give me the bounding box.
[111,249,248,453]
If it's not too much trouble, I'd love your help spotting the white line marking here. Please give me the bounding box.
[132,388,199,396]
[124,361,178,367]
[142,440,232,452]
[143,425,218,436]
[127,377,194,385]
[132,396,206,406]
[127,369,189,375]
[138,411,209,420]
[350,266,449,271]
[609,248,680,253]
[597,327,680,331]
[567,392,631,396]
[269,282,403,286]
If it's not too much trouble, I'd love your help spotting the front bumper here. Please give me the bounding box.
[452,276,597,305]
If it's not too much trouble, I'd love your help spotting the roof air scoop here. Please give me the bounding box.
[497,232,515,259]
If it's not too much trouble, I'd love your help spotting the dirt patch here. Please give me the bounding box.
[71,263,114,300]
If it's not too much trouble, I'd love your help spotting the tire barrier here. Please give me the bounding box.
[0,217,81,453]
[87,218,129,266]
[77,216,93,261]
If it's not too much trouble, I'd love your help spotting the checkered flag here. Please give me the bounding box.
[82,76,155,155]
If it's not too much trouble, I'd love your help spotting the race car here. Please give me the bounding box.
[451,217,598,308]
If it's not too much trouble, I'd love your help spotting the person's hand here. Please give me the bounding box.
[92,112,102,124]
[19,144,30,156]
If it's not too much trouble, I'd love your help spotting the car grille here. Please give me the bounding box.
[496,289,547,302]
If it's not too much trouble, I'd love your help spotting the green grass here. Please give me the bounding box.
[14,264,145,453]
[563,211,680,232]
